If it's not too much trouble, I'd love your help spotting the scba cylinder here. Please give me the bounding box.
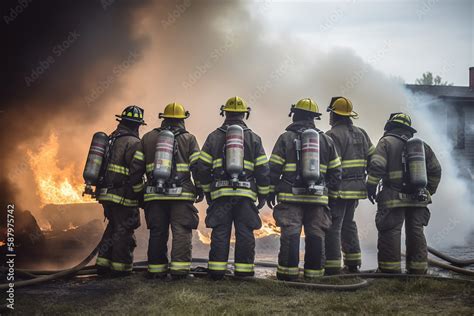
[226,125,244,182]
[406,137,427,189]
[83,132,109,187]
[301,129,321,188]
[153,130,175,191]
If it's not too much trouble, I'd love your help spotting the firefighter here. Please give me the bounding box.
[324,97,375,275]
[267,98,342,281]
[95,105,146,277]
[367,113,442,274]
[197,96,270,280]
[139,103,201,279]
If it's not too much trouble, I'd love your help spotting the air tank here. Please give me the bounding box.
[83,132,109,195]
[406,137,427,189]
[225,125,244,185]
[153,130,175,192]
[301,129,321,190]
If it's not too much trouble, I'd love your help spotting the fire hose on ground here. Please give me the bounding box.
[2,247,474,291]
[428,246,474,267]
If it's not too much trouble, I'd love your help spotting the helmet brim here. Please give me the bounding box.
[116,115,147,125]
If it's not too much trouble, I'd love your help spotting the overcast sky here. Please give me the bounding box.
[250,0,473,86]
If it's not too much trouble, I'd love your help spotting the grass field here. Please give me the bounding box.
[10,272,474,315]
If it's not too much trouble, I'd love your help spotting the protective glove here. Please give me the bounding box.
[367,184,377,205]
[205,192,212,205]
[266,192,276,209]
[195,188,204,203]
[256,196,266,210]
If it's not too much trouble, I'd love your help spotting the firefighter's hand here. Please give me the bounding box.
[195,188,204,203]
[266,193,276,209]
[256,196,266,210]
[367,184,377,205]
[205,192,212,205]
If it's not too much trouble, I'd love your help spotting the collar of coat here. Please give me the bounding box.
[383,127,413,139]
[222,119,248,129]
[114,123,139,138]
[161,119,186,132]
[286,120,320,133]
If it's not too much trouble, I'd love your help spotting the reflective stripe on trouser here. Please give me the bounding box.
[148,263,168,274]
[206,197,260,276]
[273,203,331,280]
[304,268,324,278]
[376,207,429,273]
[96,256,111,267]
[145,201,197,275]
[277,265,299,277]
[325,199,361,270]
[97,203,139,273]
[170,261,192,274]
[406,261,428,272]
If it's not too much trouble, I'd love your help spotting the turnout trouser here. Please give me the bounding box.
[205,196,262,278]
[325,199,361,273]
[376,207,430,274]
[273,202,332,280]
[144,201,199,276]
[96,203,140,272]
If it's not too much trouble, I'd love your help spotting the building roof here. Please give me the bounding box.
[405,84,474,101]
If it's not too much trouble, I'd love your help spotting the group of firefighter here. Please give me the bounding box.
[83,95,442,280]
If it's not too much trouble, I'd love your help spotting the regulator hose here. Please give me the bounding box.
[428,247,474,267]
[0,243,99,290]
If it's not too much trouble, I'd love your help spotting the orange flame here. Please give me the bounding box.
[27,133,91,205]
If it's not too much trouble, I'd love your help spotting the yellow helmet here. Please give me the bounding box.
[220,96,251,118]
[159,102,190,119]
[385,112,417,132]
[289,98,321,118]
[327,96,358,118]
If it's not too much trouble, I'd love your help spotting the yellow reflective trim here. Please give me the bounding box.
[328,157,342,169]
[107,164,130,175]
[269,185,276,193]
[97,193,138,206]
[380,199,430,208]
[144,192,196,202]
[320,164,328,172]
[176,163,190,172]
[210,188,257,201]
[367,175,381,185]
[111,261,133,272]
[406,261,428,269]
[304,268,325,278]
[170,261,191,271]
[201,183,211,193]
[96,256,111,267]
[255,155,268,166]
[208,261,228,271]
[343,252,361,260]
[212,158,223,169]
[189,151,200,164]
[325,260,341,268]
[148,264,168,273]
[277,265,299,276]
[278,193,328,204]
[371,154,387,166]
[133,151,145,161]
[341,159,367,168]
[368,145,375,155]
[269,154,285,165]
[132,182,144,192]
[244,160,255,171]
[283,163,297,172]
[337,190,367,199]
[389,171,403,181]
[146,163,154,173]
[257,186,270,195]
[379,261,401,270]
[199,151,213,164]
[235,263,255,272]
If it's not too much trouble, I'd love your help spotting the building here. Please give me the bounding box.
[405,68,474,184]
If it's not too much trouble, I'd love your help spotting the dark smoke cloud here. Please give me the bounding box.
[0,0,151,220]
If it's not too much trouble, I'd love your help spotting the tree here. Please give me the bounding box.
[415,72,452,86]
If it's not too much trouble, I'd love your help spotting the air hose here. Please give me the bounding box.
[428,247,474,267]
[0,243,99,290]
